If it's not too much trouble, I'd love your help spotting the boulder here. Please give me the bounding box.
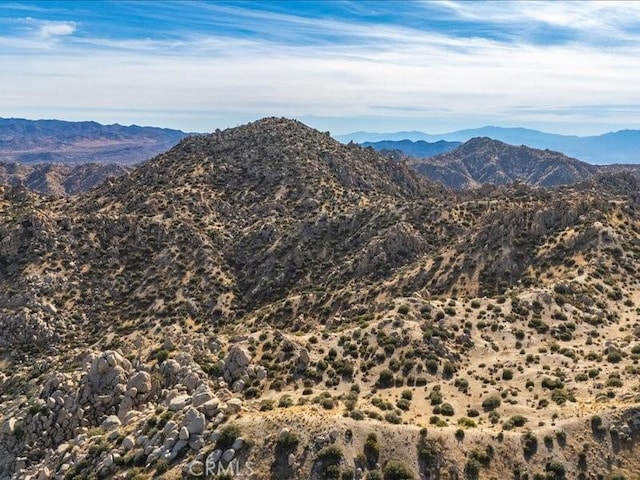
[168,394,191,411]
[101,415,121,431]
[227,398,242,414]
[127,371,152,394]
[183,407,206,435]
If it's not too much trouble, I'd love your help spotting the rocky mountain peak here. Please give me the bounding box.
[410,137,598,189]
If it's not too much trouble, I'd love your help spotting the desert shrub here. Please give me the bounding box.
[216,424,240,451]
[464,458,481,479]
[439,403,454,416]
[426,359,439,374]
[510,415,528,427]
[454,378,469,393]
[545,460,566,480]
[607,350,623,363]
[482,395,501,411]
[541,377,564,390]
[364,433,380,466]
[385,412,402,424]
[458,417,476,427]
[522,431,538,458]
[396,398,411,411]
[377,370,395,388]
[317,445,343,464]
[383,460,414,480]
[442,362,456,378]
[277,431,300,450]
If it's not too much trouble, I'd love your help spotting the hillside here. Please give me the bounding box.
[0,161,128,196]
[0,117,188,165]
[1,118,640,480]
[339,126,640,164]
[410,137,598,189]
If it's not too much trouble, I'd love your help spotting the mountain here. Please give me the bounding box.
[337,126,640,164]
[0,117,189,165]
[361,139,461,157]
[337,130,437,143]
[409,137,598,189]
[0,161,128,196]
[1,118,640,479]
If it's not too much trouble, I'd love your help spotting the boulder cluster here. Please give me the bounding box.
[0,342,263,479]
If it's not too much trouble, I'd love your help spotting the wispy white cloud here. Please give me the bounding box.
[1,1,640,135]
[432,0,640,45]
[35,19,76,39]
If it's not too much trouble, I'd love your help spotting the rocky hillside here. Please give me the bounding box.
[411,137,598,189]
[0,161,128,196]
[1,118,640,480]
[0,118,188,165]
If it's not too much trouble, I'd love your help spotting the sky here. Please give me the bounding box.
[2,1,640,135]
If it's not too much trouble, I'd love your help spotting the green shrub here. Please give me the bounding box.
[216,424,240,450]
[522,431,538,458]
[317,445,343,464]
[482,395,501,411]
[439,403,454,416]
[364,433,380,466]
[458,417,476,427]
[545,460,566,480]
[383,460,414,480]
[377,370,395,388]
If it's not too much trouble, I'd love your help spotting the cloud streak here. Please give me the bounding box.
[36,19,76,39]
[0,1,639,135]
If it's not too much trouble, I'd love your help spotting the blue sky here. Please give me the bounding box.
[2,1,640,135]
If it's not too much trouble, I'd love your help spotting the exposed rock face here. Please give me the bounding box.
[0,339,252,479]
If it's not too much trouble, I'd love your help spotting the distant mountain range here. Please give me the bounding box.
[337,126,640,164]
[391,137,640,189]
[361,139,461,157]
[409,137,597,189]
[0,117,188,165]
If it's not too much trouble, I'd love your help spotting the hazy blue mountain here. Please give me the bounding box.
[0,117,189,164]
[361,139,461,158]
[337,126,640,164]
[339,130,431,143]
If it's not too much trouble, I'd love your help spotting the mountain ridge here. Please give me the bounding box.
[337,126,640,164]
[408,137,599,189]
[0,117,189,165]
[361,139,461,158]
[1,117,640,480]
